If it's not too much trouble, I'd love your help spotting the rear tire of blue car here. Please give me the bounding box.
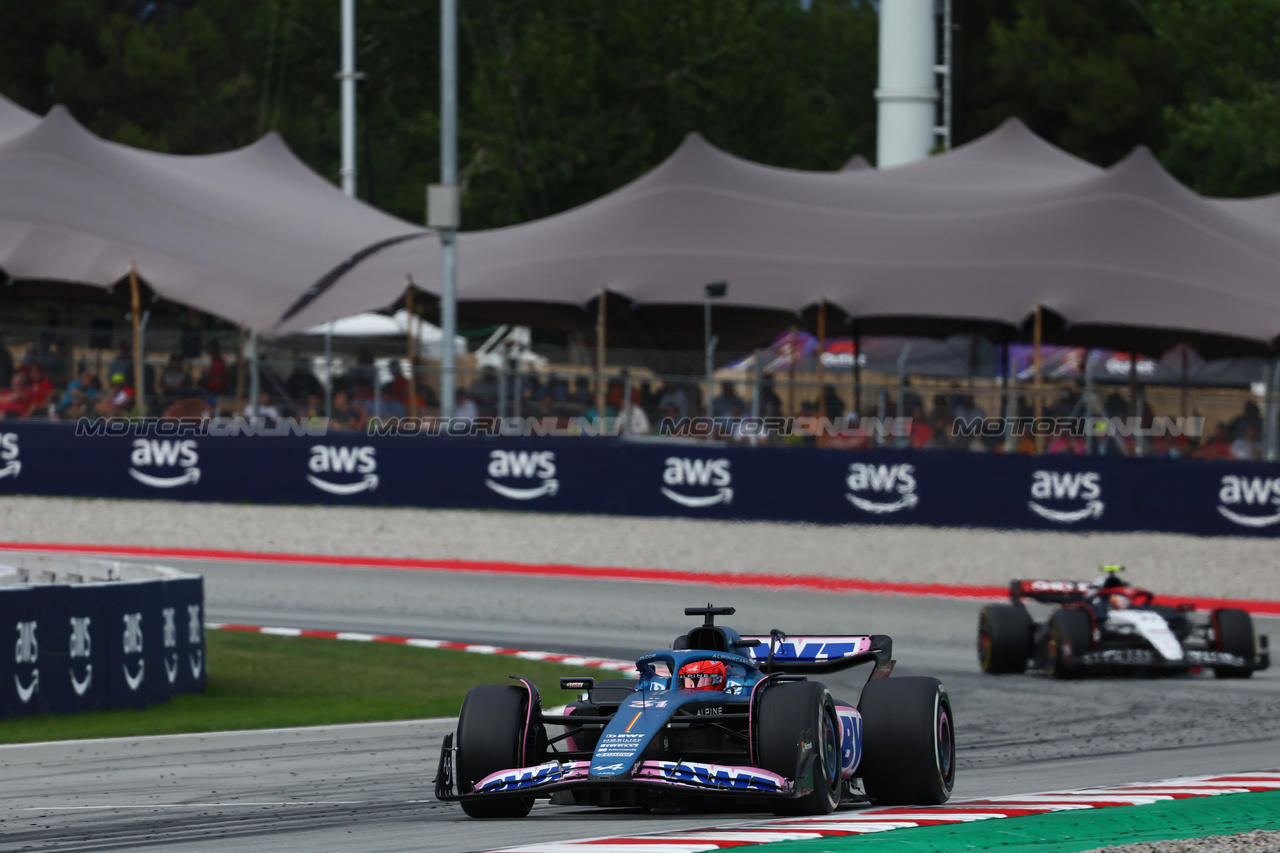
[757,681,842,816]
[1212,608,1256,679]
[858,677,954,806]
[456,684,535,818]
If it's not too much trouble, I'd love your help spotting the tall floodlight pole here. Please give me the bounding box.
[433,0,459,419]
[339,0,358,197]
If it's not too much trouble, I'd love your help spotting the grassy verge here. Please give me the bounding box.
[0,630,619,744]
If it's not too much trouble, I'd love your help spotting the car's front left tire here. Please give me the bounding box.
[757,681,842,816]
[858,676,954,806]
[455,684,535,818]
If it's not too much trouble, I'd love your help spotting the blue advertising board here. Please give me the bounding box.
[0,422,1276,537]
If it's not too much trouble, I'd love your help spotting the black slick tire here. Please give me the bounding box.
[977,605,1033,674]
[1045,608,1092,680]
[455,684,535,818]
[757,681,842,816]
[858,676,955,806]
[1212,608,1256,679]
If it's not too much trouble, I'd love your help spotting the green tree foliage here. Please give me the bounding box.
[1142,0,1280,196]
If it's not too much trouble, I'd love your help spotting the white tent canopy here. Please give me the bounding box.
[299,309,465,360]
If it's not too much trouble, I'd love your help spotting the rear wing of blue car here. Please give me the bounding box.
[738,633,894,677]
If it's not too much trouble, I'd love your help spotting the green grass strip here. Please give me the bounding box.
[760,790,1280,853]
[0,630,613,744]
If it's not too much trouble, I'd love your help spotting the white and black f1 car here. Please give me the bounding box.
[435,605,954,818]
[978,567,1271,679]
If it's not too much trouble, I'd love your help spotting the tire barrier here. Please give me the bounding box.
[0,421,1279,536]
[0,556,205,720]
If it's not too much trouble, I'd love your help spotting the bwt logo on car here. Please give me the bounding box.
[1027,470,1104,523]
[484,450,558,500]
[1217,475,1280,528]
[661,457,732,507]
[846,463,917,514]
[307,445,378,495]
[128,439,199,488]
[0,432,20,480]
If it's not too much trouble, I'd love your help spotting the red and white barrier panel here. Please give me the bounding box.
[481,772,1280,853]
[205,623,634,673]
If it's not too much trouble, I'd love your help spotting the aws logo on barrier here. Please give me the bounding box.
[14,619,37,705]
[70,616,92,697]
[661,457,732,507]
[122,612,145,691]
[129,439,200,488]
[846,463,917,514]
[1028,470,1104,523]
[485,450,558,500]
[1217,475,1280,528]
[308,445,378,495]
[0,433,20,481]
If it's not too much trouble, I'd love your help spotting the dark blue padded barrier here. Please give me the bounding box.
[0,421,1278,537]
[0,571,204,720]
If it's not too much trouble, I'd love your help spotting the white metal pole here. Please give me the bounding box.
[439,0,458,419]
[875,0,939,168]
[339,0,357,197]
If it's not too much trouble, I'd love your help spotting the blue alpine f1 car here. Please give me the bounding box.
[435,605,955,818]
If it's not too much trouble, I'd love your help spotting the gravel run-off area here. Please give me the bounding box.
[0,496,1277,601]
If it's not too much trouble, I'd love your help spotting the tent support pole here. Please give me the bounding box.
[324,320,334,421]
[816,297,826,421]
[1264,358,1274,466]
[1180,344,1189,420]
[129,263,145,418]
[1129,351,1140,456]
[853,319,862,420]
[751,348,762,447]
[596,285,606,427]
[1033,304,1043,455]
[787,326,797,417]
[248,330,260,419]
[406,279,417,419]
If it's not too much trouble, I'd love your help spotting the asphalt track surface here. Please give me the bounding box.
[4,557,1279,853]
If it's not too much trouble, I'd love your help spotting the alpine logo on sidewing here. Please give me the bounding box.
[129,439,200,488]
[485,450,558,500]
[308,445,378,494]
[1028,470,1104,523]
[846,463,917,514]
[1217,475,1280,528]
[661,457,732,507]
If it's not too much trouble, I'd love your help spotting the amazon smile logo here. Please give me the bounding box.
[14,619,37,704]
[484,450,558,500]
[661,457,733,507]
[70,615,93,696]
[1217,474,1280,528]
[307,445,378,494]
[1028,470,1104,523]
[846,463,917,514]
[128,439,200,488]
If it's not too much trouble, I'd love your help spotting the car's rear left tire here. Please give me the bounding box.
[456,684,535,818]
[1045,608,1092,679]
[757,681,842,816]
[858,676,954,805]
[1212,608,1256,679]
[978,605,1033,674]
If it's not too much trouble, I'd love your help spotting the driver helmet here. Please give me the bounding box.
[678,659,726,691]
[1109,593,1132,610]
